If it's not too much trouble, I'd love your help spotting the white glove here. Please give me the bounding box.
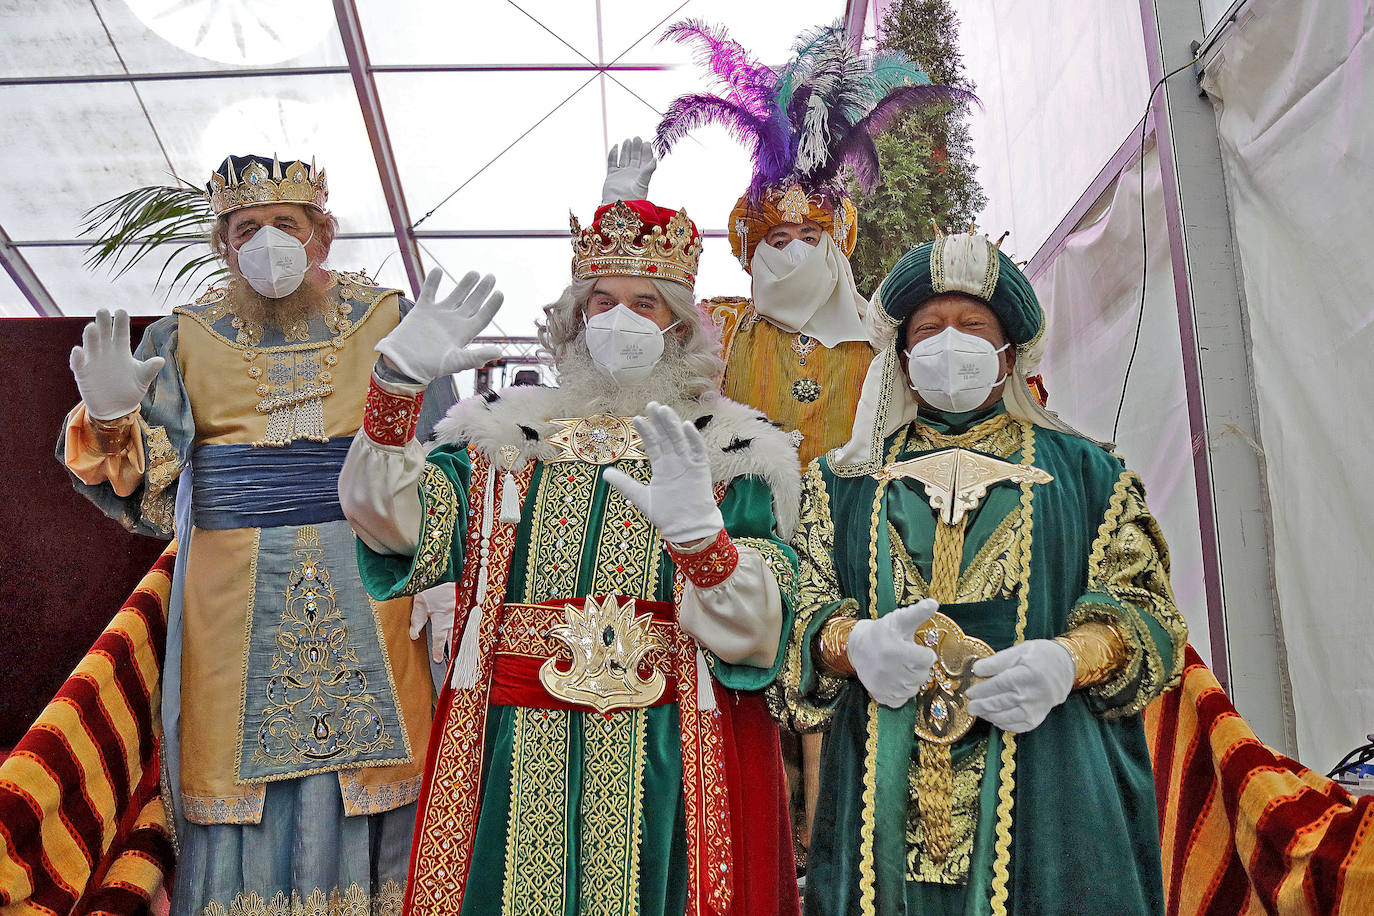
[603,402,723,545]
[965,639,1075,733]
[409,583,456,665]
[848,599,939,708]
[375,268,504,385]
[70,309,165,421]
[601,136,658,205]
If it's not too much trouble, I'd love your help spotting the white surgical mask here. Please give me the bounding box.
[584,303,679,384]
[234,224,313,298]
[781,237,815,267]
[905,326,1010,413]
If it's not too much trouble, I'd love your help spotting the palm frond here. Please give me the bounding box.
[80,182,226,296]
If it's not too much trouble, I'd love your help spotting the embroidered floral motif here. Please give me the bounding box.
[251,526,394,769]
[1074,470,1188,716]
[198,880,403,916]
[578,709,648,916]
[666,529,738,589]
[502,708,572,914]
[363,380,425,447]
[769,462,858,733]
[337,770,421,816]
[139,418,180,537]
[182,791,265,826]
[906,738,988,884]
[590,460,661,598]
[405,465,458,595]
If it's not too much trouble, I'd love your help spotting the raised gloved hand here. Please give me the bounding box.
[847,598,940,708]
[409,583,456,665]
[965,639,1075,733]
[603,402,723,545]
[70,309,165,421]
[375,268,504,385]
[601,136,658,205]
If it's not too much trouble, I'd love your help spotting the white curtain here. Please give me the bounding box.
[1030,142,1211,664]
[1202,0,1374,771]
[951,0,1151,257]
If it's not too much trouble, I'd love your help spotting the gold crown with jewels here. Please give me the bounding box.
[206,154,328,217]
[570,200,702,288]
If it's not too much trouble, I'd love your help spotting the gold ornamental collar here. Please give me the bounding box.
[875,447,1052,526]
[548,415,646,464]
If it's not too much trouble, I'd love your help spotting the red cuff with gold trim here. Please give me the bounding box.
[363,377,425,446]
[665,529,738,589]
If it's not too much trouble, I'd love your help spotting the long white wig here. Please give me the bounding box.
[536,277,724,414]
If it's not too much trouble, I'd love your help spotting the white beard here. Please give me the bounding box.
[550,334,708,417]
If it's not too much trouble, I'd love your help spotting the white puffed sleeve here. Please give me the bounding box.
[677,544,784,668]
[338,431,428,556]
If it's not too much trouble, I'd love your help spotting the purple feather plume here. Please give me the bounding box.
[656,18,979,200]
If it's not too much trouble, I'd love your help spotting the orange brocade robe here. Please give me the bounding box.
[705,297,873,466]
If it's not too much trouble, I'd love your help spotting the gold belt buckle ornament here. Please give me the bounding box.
[539,595,667,713]
[912,612,995,744]
[548,415,646,464]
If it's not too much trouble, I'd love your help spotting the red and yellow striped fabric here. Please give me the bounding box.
[0,548,175,916]
[1146,644,1374,915]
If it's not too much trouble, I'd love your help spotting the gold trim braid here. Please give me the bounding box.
[859,431,906,916]
[502,708,572,913]
[1077,469,1188,715]
[989,423,1038,915]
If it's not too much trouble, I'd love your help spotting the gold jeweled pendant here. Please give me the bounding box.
[548,415,646,464]
[912,612,995,744]
[539,595,667,713]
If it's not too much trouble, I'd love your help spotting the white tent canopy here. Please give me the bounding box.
[3,0,1365,772]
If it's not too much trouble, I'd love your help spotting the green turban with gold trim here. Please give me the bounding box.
[871,232,1044,347]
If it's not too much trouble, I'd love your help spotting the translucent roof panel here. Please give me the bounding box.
[602,0,846,66]
[416,238,576,338]
[133,74,394,233]
[1202,0,1238,35]
[100,0,347,74]
[377,70,608,231]
[325,237,410,293]
[23,243,199,318]
[357,0,601,66]
[0,0,348,79]
[0,265,33,319]
[0,2,850,320]
[0,0,125,78]
[0,81,171,241]
[414,236,748,338]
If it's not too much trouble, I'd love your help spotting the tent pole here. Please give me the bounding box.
[1138,0,1295,754]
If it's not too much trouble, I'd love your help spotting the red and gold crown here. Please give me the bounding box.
[206,154,328,217]
[570,199,702,288]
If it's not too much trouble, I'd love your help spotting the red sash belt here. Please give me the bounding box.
[489,597,680,711]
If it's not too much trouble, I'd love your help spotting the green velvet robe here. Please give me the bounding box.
[357,413,799,916]
[771,404,1187,916]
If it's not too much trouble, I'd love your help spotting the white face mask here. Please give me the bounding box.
[583,303,678,384]
[234,224,313,298]
[780,237,815,267]
[905,326,1010,413]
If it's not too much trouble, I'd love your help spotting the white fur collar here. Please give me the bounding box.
[431,385,802,538]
